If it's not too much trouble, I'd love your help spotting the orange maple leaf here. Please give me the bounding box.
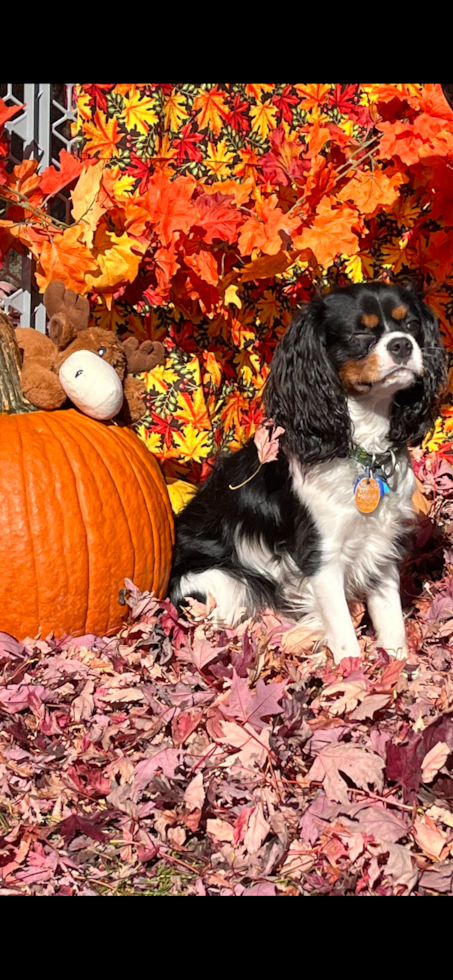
[39,149,83,197]
[240,251,298,282]
[35,225,98,293]
[295,84,331,110]
[184,249,219,285]
[376,120,425,166]
[203,176,255,207]
[7,159,42,198]
[0,221,50,260]
[143,171,200,246]
[305,122,331,159]
[155,243,180,284]
[408,83,453,121]
[82,110,121,160]
[293,200,360,269]
[337,168,406,217]
[0,96,24,129]
[238,194,300,257]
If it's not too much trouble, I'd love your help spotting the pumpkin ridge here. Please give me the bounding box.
[14,415,41,634]
[94,425,161,596]
[118,430,174,595]
[59,412,136,633]
[131,433,175,546]
[37,411,90,633]
[3,415,40,635]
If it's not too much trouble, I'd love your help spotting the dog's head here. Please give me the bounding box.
[264,281,447,462]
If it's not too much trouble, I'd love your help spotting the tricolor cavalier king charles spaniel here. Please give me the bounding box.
[170,282,446,663]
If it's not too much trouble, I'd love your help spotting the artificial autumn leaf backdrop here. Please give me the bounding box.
[2,83,453,485]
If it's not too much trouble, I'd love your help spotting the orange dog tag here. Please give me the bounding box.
[354,477,381,514]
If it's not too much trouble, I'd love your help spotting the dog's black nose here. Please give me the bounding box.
[387,336,413,363]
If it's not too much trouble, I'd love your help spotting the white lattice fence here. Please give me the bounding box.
[0,84,77,331]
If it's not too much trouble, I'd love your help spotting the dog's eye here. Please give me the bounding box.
[405,320,420,334]
[98,346,107,356]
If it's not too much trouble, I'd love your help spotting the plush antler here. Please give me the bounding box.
[44,281,90,349]
[122,337,165,374]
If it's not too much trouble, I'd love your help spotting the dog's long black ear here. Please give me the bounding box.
[264,299,351,463]
[389,290,447,447]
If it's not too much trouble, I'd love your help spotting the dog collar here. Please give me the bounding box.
[350,445,398,477]
[350,446,399,514]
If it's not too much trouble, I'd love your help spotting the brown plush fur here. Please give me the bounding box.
[15,282,165,423]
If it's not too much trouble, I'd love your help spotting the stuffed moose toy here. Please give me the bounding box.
[15,281,165,424]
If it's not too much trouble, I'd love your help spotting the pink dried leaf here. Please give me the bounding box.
[184,772,205,811]
[206,818,235,843]
[421,741,450,783]
[344,805,408,843]
[349,694,391,720]
[413,818,447,860]
[307,743,385,804]
[242,883,277,896]
[244,802,270,854]
[253,421,285,465]
[71,679,95,723]
[227,670,286,731]
[130,747,183,802]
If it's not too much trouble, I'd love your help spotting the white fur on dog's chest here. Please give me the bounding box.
[290,454,416,596]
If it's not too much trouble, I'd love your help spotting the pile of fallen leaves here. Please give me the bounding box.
[1,443,453,897]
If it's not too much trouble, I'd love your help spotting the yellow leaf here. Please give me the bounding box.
[71,161,106,248]
[171,424,212,463]
[343,254,364,283]
[122,86,159,135]
[174,387,211,429]
[74,90,92,129]
[82,110,121,160]
[245,84,274,100]
[163,90,189,131]
[166,479,198,515]
[112,173,136,196]
[145,364,179,393]
[224,284,242,309]
[85,229,144,302]
[193,88,228,137]
[204,139,235,179]
[140,430,163,454]
[423,417,447,452]
[250,99,278,139]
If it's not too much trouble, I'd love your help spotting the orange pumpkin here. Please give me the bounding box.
[0,312,174,640]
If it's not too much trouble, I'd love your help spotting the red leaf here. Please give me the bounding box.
[55,814,107,844]
[193,192,242,244]
[227,670,286,731]
[0,97,24,129]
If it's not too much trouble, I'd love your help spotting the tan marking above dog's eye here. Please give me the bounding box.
[361,314,379,328]
[392,305,407,320]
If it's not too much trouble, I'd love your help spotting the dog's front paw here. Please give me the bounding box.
[330,637,362,664]
[376,634,408,661]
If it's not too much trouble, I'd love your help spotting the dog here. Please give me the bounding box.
[169,281,446,663]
